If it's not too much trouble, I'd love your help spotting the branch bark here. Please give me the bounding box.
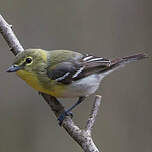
[0,15,102,152]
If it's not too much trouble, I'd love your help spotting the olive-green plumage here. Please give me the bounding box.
[7,49,147,98]
[7,48,148,124]
[10,49,83,97]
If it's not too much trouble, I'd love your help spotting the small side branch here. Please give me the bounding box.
[0,15,102,152]
[85,95,102,134]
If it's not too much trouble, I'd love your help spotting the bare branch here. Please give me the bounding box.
[0,14,102,152]
[85,95,102,134]
[41,93,101,152]
[0,15,24,55]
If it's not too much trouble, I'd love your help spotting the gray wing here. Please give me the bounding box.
[47,61,81,84]
[47,54,111,85]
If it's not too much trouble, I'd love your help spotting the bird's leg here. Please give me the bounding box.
[58,96,86,126]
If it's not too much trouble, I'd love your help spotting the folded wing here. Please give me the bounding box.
[47,54,111,84]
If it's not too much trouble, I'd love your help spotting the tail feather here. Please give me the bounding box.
[99,53,148,76]
[111,53,148,65]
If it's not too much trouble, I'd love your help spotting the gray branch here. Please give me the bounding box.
[0,14,101,152]
[0,15,24,54]
[85,95,102,134]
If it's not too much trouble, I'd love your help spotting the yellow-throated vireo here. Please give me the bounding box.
[7,49,148,124]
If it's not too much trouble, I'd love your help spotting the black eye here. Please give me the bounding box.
[26,58,32,63]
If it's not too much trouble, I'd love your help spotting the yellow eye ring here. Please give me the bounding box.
[25,57,33,64]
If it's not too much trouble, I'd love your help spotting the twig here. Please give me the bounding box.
[0,14,102,152]
[85,95,102,134]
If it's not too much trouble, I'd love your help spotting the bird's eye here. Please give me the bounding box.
[26,57,32,64]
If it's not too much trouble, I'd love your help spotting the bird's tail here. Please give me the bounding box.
[100,53,148,76]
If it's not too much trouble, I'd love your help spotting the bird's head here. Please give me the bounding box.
[7,49,47,74]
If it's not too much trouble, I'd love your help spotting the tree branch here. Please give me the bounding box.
[85,96,102,134]
[0,14,101,152]
[0,15,24,54]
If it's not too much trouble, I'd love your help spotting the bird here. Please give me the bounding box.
[7,49,148,125]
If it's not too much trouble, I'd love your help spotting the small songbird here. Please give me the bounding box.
[7,49,148,124]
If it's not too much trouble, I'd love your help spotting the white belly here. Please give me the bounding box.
[61,74,104,98]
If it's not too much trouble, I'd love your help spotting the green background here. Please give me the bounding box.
[0,0,152,152]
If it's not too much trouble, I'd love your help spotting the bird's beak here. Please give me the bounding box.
[6,65,22,72]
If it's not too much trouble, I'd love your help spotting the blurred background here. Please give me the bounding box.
[0,0,152,152]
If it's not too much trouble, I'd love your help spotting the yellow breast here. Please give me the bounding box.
[16,70,65,97]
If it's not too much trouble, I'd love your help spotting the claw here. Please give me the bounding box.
[68,111,73,118]
[58,111,73,126]
[57,96,86,126]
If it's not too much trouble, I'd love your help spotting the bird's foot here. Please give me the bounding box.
[58,111,73,126]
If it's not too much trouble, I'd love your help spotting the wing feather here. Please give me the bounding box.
[47,54,111,84]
